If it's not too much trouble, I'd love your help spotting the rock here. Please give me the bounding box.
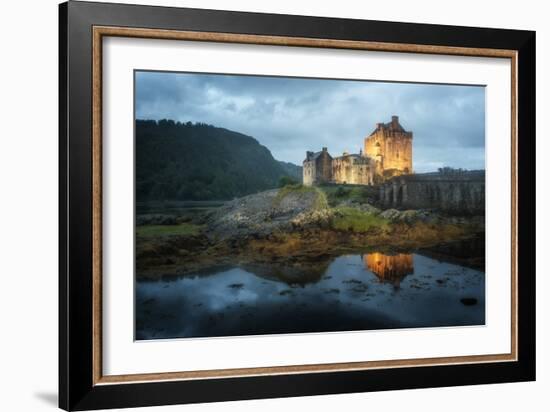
[357,203,381,215]
[399,210,420,223]
[290,209,334,229]
[379,209,401,220]
[206,187,329,239]
[460,297,478,306]
[379,208,438,223]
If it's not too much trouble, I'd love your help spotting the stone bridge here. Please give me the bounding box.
[379,170,485,214]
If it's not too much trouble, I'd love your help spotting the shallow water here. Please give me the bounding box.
[136,251,485,340]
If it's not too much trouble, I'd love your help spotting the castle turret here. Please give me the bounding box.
[303,148,333,186]
[364,116,413,177]
[391,115,399,127]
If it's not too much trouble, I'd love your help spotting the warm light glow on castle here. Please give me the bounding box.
[303,116,413,186]
[364,252,414,287]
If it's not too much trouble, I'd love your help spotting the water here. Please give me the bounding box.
[135,251,485,340]
[136,200,226,215]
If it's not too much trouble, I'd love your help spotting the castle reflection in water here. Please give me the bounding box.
[363,253,414,287]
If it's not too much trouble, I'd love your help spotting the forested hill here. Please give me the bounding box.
[136,119,302,201]
[278,161,303,182]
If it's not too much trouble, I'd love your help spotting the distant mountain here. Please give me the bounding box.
[278,161,303,182]
[136,119,302,201]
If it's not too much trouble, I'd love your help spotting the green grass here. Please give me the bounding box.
[274,184,328,210]
[136,223,201,238]
[319,185,373,206]
[313,188,329,210]
[331,207,389,233]
[276,183,315,198]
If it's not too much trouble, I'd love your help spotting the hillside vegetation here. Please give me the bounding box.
[136,119,302,201]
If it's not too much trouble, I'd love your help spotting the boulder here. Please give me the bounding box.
[206,187,328,239]
[379,208,438,223]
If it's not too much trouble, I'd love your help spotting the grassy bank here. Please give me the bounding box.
[136,222,202,238]
[331,207,389,233]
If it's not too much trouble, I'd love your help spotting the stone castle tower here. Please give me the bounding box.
[303,147,333,186]
[364,115,413,177]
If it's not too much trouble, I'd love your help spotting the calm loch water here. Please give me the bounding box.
[135,250,485,340]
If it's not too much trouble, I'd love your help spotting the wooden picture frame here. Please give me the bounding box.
[59,1,535,410]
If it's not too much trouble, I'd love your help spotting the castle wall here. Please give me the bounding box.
[364,117,413,175]
[303,148,332,186]
[364,131,412,174]
[379,171,485,214]
[303,161,315,186]
[316,151,332,183]
[331,156,373,185]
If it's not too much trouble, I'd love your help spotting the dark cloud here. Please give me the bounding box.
[135,71,485,172]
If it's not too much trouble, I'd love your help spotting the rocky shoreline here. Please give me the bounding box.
[136,185,485,279]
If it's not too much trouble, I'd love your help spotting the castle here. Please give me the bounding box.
[364,253,414,288]
[303,116,413,186]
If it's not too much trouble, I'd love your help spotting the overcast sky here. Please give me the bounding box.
[135,71,485,172]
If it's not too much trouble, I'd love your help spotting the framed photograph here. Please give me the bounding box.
[59,1,535,410]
